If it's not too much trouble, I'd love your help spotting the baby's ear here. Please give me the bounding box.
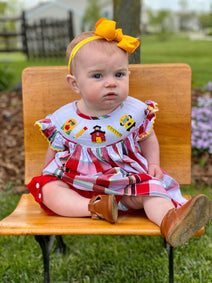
[66,74,80,93]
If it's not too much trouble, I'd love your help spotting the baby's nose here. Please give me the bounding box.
[104,78,117,87]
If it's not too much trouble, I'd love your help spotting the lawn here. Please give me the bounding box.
[141,34,212,88]
[0,33,212,282]
[0,53,66,89]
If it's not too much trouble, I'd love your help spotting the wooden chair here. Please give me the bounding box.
[0,64,204,283]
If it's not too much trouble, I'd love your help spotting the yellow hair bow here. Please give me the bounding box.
[94,18,140,53]
[68,18,140,73]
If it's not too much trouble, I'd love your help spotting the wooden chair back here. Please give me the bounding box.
[22,64,191,185]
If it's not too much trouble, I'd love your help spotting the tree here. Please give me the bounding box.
[0,0,24,16]
[83,0,101,31]
[178,0,189,12]
[199,13,212,30]
[113,0,141,64]
[0,0,23,34]
[147,9,172,38]
[0,2,6,15]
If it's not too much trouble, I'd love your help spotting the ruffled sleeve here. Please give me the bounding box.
[137,100,158,141]
[35,115,65,151]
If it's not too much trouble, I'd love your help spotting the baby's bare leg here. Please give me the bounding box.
[121,195,174,226]
[42,180,91,217]
[142,196,174,226]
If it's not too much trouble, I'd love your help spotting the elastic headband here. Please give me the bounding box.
[68,17,140,74]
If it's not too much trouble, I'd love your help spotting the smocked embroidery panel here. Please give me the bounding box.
[50,96,155,149]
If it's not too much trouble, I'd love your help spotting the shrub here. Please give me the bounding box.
[0,64,14,91]
[191,93,212,155]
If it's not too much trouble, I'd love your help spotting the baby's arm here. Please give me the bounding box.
[45,145,56,165]
[138,130,163,179]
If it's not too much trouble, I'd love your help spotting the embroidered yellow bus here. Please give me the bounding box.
[61,118,77,134]
[120,115,136,131]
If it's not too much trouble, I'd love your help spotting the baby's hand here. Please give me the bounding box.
[148,164,163,180]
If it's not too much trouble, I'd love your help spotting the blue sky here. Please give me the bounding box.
[17,0,212,13]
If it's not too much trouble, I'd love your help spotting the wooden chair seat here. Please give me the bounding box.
[0,193,204,236]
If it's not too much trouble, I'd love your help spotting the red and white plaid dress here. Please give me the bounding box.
[28,96,186,212]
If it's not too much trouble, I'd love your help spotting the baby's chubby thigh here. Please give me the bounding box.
[42,180,91,217]
[120,195,144,210]
[42,180,70,206]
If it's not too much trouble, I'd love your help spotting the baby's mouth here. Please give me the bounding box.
[104,92,117,97]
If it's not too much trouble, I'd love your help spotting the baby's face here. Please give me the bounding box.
[73,43,129,117]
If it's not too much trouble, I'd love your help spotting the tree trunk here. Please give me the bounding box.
[113,0,141,64]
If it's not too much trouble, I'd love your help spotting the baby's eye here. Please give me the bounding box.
[115,72,125,78]
[93,73,102,79]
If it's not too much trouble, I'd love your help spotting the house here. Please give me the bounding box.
[141,7,200,33]
[25,0,113,36]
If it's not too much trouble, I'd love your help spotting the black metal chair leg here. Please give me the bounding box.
[35,235,56,283]
[164,240,174,283]
[55,235,66,254]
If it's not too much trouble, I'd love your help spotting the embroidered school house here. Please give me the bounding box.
[90,125,106,143]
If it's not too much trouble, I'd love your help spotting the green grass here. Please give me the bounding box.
[0,186,211,282]
[0,52,66,89]
[140,34,212,88]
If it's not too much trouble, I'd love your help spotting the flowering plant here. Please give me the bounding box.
[191,94,212,155]
[202,81,212,92]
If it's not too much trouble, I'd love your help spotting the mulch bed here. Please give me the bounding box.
[0,89,211,192]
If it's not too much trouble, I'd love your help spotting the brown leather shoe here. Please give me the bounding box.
[160,194,212,247]
[88,195,118,224]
